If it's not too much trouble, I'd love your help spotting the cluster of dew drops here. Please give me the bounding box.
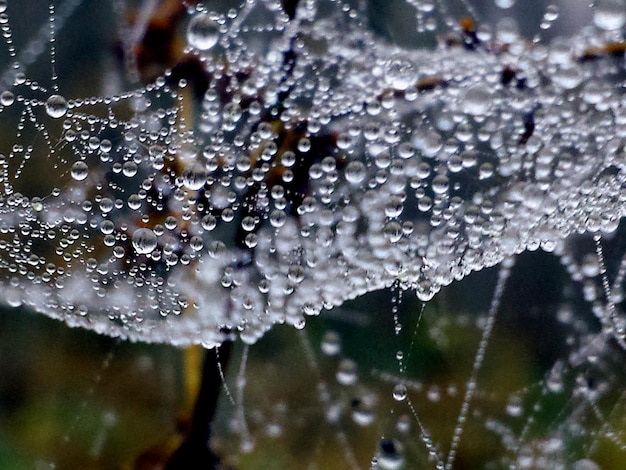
[0,0,625,347]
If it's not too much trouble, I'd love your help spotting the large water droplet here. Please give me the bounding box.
[0,90,14,106]
[572,459,601,470]
[377,440,404,470]
[187,13,219,51]
[384,57,416,91]
[132,228,158,255]
[182,163,208,190]
[70,161,88,181]
[463,85,491,116]
[345,161,366,184]
[45,94,68,118]
[594,0,626,30]
[392,383,407,401]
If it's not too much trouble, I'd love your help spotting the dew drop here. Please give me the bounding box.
[552,63,582,90]
[593,0,626,30]
[31,197,43,212]
[352,398,375,426]
[463,85,491,116]
[122,161,138,177]
[393,383,407,401]
[345,161,366,184]
[182,163,208,190]
[281,150,296,167]
[187,13,219,51]
[572,459,601,470]
[70,161,88,181]
[45,94,68,118]
[127,194,142,211]
[377,440,404,470]
[0,90,14,106]
[132,228,158,255]
[384,57,416,91]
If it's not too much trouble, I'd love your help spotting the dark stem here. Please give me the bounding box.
[166,340,233,470]
[282,0,300,20]
[168,4,298,467]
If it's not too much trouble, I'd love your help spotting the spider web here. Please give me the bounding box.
[1,0,626,468]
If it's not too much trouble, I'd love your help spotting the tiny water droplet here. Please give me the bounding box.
[321,330,341,355]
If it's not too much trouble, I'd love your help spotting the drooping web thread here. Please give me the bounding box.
[2,0,626,468]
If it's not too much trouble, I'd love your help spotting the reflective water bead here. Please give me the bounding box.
[572,459,601,470]
[182,163,208,190]
[594,0,626,30]
[393,383,407,401]
[281,150,296,167]
[132,228,158,255]
[187,13,219,51]
[201,214,217,231]
[127,194,142,211]
[345,161,366,184]
[0,90,14,106]
[385,57,416,91]
[122,161,138,177]
[377,440,404,470]
[336,359,357,385]
[320,330,341,355]
[45,94,68,118]
[495,0,516,8]
[463,85,491,116]
[70,161,88,181]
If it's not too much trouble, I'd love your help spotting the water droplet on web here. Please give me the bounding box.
[593,0,626,30]
[384,57,416,91]
[336,359,357,386]
[463,85,491,116]
[0,90,14,106]
[345,161,366,184]
[572,459,601,470]
[132,228,158,255]
[392,383,407,401]
[182,163,208,190]
[506,394,523,417]
[122,161,137,178]
[70,161,88,181]
[187,13,219,51]
[321,330,341,356]
[45,94,68,118]
[376,440,404,470]
[495,0,516,9]
[352,396,375,426]
[552,63,582,89]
